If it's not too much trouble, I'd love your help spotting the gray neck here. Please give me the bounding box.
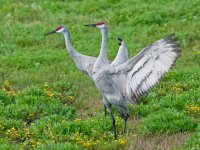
[63,30,79,59]
[95,28,109,67]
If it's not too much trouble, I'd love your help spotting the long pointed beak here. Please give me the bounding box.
[44,30,56,36]
[84,24,97,27]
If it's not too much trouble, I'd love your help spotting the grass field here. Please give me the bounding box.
[0,0,200,149]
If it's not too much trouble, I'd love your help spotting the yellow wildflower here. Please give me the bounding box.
[186,104,200,115]
[116,138,128,145]
[6,127,20,140]
[36,141,42,145]
[6,90,16,96]
[68,96,74,100]
[1,80,16,96]
[195,51,200,54]
[3,80,10,87]
[47,90,54,97]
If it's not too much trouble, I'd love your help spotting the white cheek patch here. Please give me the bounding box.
[97,24,106,28]
[56,28,65,33]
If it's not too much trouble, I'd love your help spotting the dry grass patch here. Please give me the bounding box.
[128,132,191,150]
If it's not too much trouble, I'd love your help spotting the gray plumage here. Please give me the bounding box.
[111,39,129,67]
[45,24,129,119]
[45,24,180,139]
[45,25,129,79]
[92,31,180,139]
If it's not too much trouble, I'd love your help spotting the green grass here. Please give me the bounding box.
[0,0,200,149]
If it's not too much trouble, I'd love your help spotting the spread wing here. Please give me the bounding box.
[107,33,181,103]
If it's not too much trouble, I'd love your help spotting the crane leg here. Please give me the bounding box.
[122,113,129,136]
[110,112,117,140]
[102,96,108,117]
[104,105,107,116]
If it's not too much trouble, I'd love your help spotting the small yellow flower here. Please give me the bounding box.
[1,80,16,96]
[36,141,42,145]
[96,139,100,142]
[47,91,54,97]
[6,127,20,139]
[4,80,10,87]
[186,104,200,116]
[116,138,128,145]
[68,96,74,100]
[44,83,49,88]
[195,51,200,54]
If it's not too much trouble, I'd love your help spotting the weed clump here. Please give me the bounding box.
[139,108,198,134]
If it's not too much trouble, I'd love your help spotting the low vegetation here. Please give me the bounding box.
[0,0,199,149]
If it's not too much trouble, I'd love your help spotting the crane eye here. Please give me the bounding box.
[56,26,62,31]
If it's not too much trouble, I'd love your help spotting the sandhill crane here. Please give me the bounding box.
[84,22,129,115]
[45,25,97,78]
[85,22,181,139]
[45,22,129,116]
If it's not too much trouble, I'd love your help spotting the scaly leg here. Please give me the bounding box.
[102,96,108,117]
[110,111,117,140]
[104,104,107,117]
[122,113,129,136]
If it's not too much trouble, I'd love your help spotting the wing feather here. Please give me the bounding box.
[107,33,180,104]
[77,54,97,79]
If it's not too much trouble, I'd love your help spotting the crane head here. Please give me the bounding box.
[84,21,106,29]
[45,25,66,35]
